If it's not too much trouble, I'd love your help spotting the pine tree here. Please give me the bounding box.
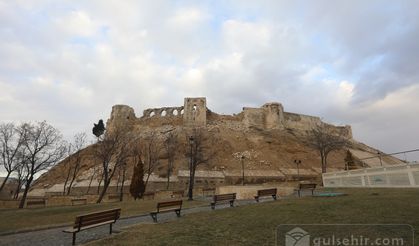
[129,156,145,200]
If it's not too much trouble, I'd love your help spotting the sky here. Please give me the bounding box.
[1,0,419,163]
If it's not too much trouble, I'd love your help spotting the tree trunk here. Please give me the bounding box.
[67,162,80,195]
[97,174,104,194]
[188,164,196,201]
[321,150,327,173]
[19,176,33,209]
[86,172,95,195]
[0,171,11,192]
[119,167,126,202]
[63,166,72,195]
[166,159,173,190]
[97,179,110,203]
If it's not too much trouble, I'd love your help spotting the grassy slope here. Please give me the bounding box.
[0,199,206,233]
[87,189,419,246]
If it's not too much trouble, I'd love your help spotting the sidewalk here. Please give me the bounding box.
[0,199,261,246]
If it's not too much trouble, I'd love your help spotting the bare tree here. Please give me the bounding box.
[306,123,349,173]
[94,128,131,203]
[18,121,66,209]
[0,123,25,192]
[64,133,87,195]
[13,152,28,199]
[164,131,177,190]
[186,128,214,200]
[142,132,161,191]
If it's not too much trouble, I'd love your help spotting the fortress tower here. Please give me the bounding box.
[183,97,207,127]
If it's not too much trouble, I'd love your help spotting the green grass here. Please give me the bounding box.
[86,188,419,246]
[0,198,206,233]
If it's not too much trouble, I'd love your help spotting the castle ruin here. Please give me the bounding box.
[107,97,352,138]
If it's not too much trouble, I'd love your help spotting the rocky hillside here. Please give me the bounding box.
[32,98,404,190]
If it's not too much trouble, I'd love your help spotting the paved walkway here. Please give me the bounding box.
[0,199,265,246]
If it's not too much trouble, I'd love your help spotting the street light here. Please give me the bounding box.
[294,159,301,181]
[377,151,383,166]
[241,155,245,186]
[188,136,194,200]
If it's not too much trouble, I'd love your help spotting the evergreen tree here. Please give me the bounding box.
[129,156,145,200]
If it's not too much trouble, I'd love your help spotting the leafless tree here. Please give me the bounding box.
[94,127,131,203]
[13,152,28,199]
[18,121,67,209]
[63,133,87,195]
[186,128,215,200]
[0,123,25,192]
[141,132,161,191]
[306,123,349,173]
[164,131,177,190]
[85,162,99,195]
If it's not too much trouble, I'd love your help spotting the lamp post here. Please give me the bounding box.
[241,155,245,186]
[188,136,194,200]
[294,159,301,181]
[378,151,383,166]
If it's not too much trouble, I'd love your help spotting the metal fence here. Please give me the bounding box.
[322,162,419,188]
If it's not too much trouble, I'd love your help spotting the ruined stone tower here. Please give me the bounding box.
[183,97,207,127]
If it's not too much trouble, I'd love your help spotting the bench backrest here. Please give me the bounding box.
[257,188,277,196]
[108,195,120,200]
[26,199,46,206]
[214,193,236,202]
[157,200,183,212]
[73,208,121,231]
[299,183,317,189]
[203,188,215,192]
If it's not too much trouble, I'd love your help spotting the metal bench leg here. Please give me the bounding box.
[211,203,215,210]
[175,209,181,217]
[150,213,158,222]
[110,223,112,234]
[230,200,234,207]
[72,233,76,246]
[273,195,277,200]
[255,197,259,202]
[298,190,301,197]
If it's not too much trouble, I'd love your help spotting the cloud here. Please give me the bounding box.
[0,0,418,164]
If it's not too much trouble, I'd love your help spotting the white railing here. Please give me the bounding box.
[322,163,419,188]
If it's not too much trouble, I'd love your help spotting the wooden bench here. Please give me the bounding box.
[63,208,121,245]
[108,194,120,202]
[150,200,182,223]
[211,193,236,210]
[296,183,317,197]
[254,188,277,202]
[71,198,87,206]
[26,199,46,208]
[202,187,216,197]
[172,190,184,198]
[142,191,155,200]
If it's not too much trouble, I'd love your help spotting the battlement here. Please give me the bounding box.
[106,97,352,139]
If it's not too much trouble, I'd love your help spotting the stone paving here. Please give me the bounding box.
[0,199,264,246]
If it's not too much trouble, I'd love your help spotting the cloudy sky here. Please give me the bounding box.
[1,0,418,161]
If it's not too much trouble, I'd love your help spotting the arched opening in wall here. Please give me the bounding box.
[193,104,197,111]
[161,110,167,117]
[150,111,155,117]
[180,109,184,115]
[173,109,178,116]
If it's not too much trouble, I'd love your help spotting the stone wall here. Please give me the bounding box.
[141,106,184,119]
[183,97,207,127]
[106,97,352,139]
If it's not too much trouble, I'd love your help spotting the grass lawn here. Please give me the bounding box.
[0,198,206,233]
[87,188,419,246]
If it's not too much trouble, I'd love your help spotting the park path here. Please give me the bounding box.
[0,199,263,246]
